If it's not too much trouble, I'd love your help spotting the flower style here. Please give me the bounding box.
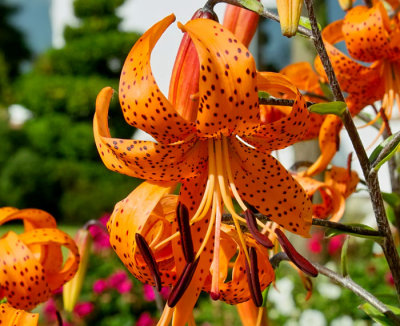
[0,207,80,311]
[316,2,400,124]
[94,14,313,324]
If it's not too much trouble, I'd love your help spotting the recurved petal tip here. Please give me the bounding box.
[276,0,303,37]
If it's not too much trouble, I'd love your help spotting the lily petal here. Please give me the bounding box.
[94,87,208,182]
[244,72,309,152]
[179,18,259,138]
[119,14,195,144]
[0,303,38,325]
[107,181,177,286]
[343,3,392,62]
[18,228,80,292]
[229,138,312,236]
[0,231,52,310]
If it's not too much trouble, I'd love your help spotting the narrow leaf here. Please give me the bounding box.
[340,236,349,277]
[237,0,264,13]
[381,192,400,209]
[359,302,400,326]
[299,16,321,31]
[369,134,400,172]
[324,223,383,242]
[309,101,346,116]
[258,91,270,99]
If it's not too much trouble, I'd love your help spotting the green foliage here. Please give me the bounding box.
[3,0,141,223]
[35,32,140,77]
[0,0,31,79]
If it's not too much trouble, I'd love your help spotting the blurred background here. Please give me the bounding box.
[0,0,397,325]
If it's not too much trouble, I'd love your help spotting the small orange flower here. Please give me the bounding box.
[95,14,313,324]
[0,207,80,311]
[316,2,400,123]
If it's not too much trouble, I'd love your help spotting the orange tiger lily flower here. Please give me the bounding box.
[293,165,359,222]
[0,207,80,311]
[95,14,312,324]
[0,303,38,326]
[316,2,400,124]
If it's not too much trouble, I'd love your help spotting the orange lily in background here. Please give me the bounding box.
[293,165,359,222]
[95,13,313,325]
[0,207,80,311]
[316,2,400,124]
[0,303,38,326]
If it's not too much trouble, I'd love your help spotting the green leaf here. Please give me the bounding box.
[325,223,383,242]
[359,302,400,326]
[386,205,397,225]
[262,284,271,307]
[309,101,347,116]
[319,82,334,100]
[299,16,321,31]
[237,0,264,13]
[369,134,400,172]
[258,91,270,99]
[340,236,349,277]
[0,297,7,304]
[382,192,400,208]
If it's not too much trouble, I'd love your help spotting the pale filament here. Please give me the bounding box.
[210,189,222,298]
[157,304,174,326]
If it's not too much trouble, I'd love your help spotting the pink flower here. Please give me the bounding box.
[143,284,156,301]
[136,312,155,326]
[43,298,57,321]
[93,279,108,294]
[108,270,128,288]
[108,270,133,294]
[385,272,394,287]
[89,214,111,251]
[74,302,94,318]
[328,235,346,255]
[160,287,170,301]
[117,279,133,294]
[308,232,323,254]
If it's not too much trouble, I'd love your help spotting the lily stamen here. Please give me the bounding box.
[168,259,200,307]
[244,247,263,307]
[275,229,318,277]
[135,233,162,291]
[177,203,195,263]
[210,190,222,300]
[244,210,274,249]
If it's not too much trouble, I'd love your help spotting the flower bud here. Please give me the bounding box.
[168,8,218,122]
[338,0,353,11]
[63,229,91,312]
[276,0,303,37]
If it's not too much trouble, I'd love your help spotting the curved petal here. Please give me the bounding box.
[0,208,62,282]
[0,231,52,310]
[237,300,267,326]
[119,14,195,144]
[0,303,39,325]
[244,72,309,152]
[325,166,359,199]
[343,3,393,62]
[94,87,208,182]
[18,228,80,292]
[293,175,344,221]
[211,226,274,304]
[107,181,177,287]
[303,115,343,177]
[229,138,312,236]
[179,19,259,137]
[315,20,381,95]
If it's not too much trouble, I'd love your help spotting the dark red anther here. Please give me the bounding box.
[135,233,162,291]
[275,229,318,277]
[244,247,263,307]
[167,259,199,307]
[244,210,274,249]
[177,203,195,263]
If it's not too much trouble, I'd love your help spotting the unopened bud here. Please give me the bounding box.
[63,229,91,312]
[276,0,303,37]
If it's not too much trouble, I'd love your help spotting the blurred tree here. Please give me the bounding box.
[0,0,141,223]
